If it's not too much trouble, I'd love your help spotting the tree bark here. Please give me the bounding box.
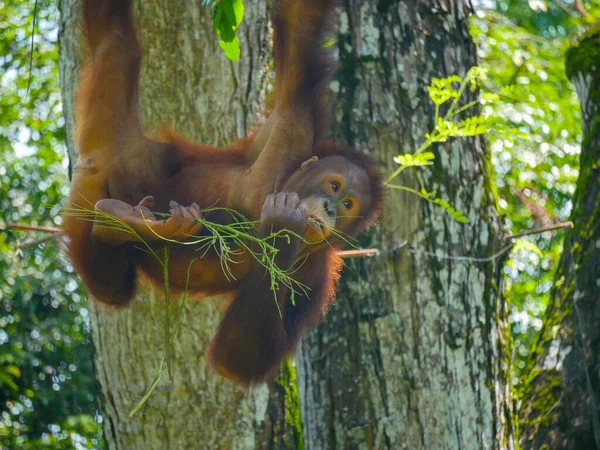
[519,28,600,450]
[297,1,514,449]
[59,1,302,448]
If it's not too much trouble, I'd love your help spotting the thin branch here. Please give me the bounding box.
[411,242,516,263]
[26,0,39,100]
[549,0,578,16]
[338,249,380,258]
[481,10,547,45]
[6,223,61,233]
[338,222,573,262]
[508,222,573,240]
[6,222,382,258]
[573,0,592,17]
[19,232,63,249]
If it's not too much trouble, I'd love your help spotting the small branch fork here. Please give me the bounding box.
[4,221,573,261]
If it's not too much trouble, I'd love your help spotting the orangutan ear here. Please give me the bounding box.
[300,156,319,172]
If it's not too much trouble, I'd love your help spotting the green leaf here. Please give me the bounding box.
[420,187,435,198]
[481,92,500,102]
[5,364,21,378]
[465,66,488,85]
[427,75,462,106]
[498,84,527,100]
[418,189,469,223]
[457,115,488,136]
[212,3,222,35]
[228,0,244,29]
[393,151,435,167]
[0,374,18,392]
[219,35,241,62]
[219,19,236,42]
[431,75,462,88]
[432,197,469,223]
[322,38,336,48]
[212,0,244,60]
[512,239,543,257]
[427,85,459,106]
[213,0,244,32]
[433,118,460,140]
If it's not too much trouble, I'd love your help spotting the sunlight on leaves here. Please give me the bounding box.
[211,0,244,61]
[386,67,500,223]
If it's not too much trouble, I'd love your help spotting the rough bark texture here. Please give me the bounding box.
[297,1,514,449]
[59,1,302,448]
[519,27,600,450]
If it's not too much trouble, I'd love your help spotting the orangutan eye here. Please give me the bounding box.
[343,200,352,209]
[331,181,339,192]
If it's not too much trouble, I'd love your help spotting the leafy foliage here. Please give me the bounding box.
[208,0,245,61]
[0,0,101,448]
[427,75,462,105]
[387,67,498,223]
[472,0,600,388]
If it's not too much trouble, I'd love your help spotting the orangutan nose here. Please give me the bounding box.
[323,199,336,217]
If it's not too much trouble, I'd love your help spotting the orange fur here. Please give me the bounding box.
[64,0,382,385]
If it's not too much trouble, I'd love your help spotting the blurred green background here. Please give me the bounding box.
[0,0,597,447]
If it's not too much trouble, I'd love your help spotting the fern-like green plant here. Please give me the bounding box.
[386,66,510,223]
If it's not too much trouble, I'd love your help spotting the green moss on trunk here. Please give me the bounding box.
[277,360,305,450]
[519,24,600,450]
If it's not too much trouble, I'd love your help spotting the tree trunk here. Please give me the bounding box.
[297,1,514,449]
[519,28,600,450]
[59,1,302,448]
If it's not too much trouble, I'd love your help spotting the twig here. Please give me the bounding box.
[411,242,516,263]
[507,222,573,240]
[514,187,554,227]
[481,10,547,45]
[338,249,380,258]
[573,0,592,17]
[549,0,578,17]
[6,223,61,233]
[26,0,39,100]
[338,222,573,261]
[19,232,63,249]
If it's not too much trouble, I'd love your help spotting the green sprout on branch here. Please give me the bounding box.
[386,66,521,223]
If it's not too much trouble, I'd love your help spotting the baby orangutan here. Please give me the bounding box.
[64,0,383,385]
